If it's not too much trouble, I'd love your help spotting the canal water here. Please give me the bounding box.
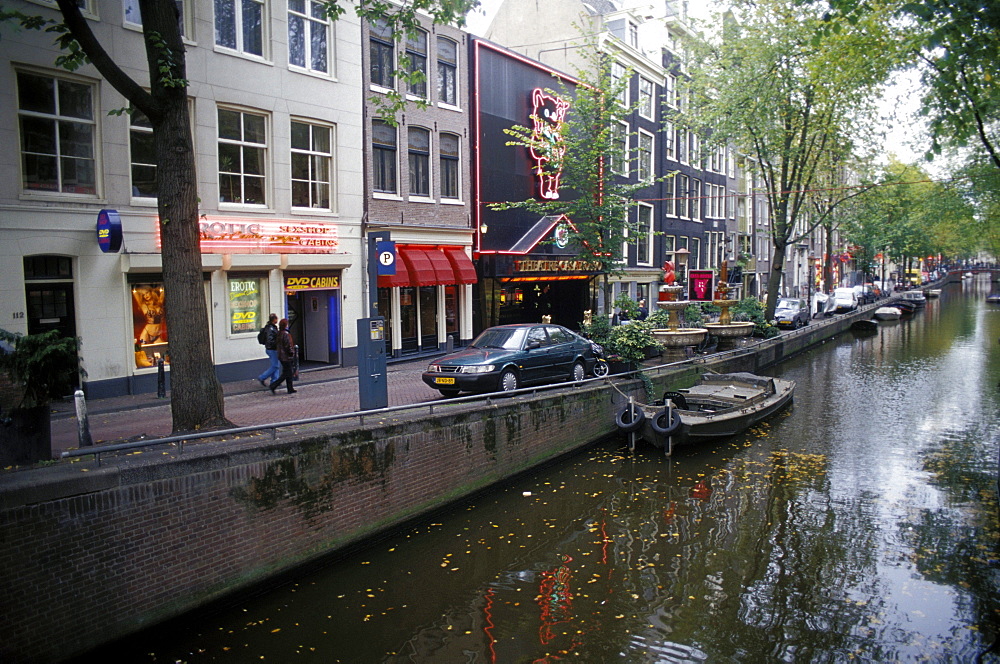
[108,279,1000,663]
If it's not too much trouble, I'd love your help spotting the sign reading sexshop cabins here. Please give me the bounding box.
[156,218,340,254]
[229,277,262,334]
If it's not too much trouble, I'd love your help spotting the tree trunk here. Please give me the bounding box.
[143,0,230,432]
[155,102,231,431]
[765,241,789,321]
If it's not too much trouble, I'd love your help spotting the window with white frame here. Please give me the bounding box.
[408,126,430,197]
[611,61,628,107]
[130,108,156,198]
[38,0,95,14]
[664,234,676,267]
[691,133,701,166]
[636,203,653,266]
[665,176,675,216]
[611,121,628,175]
[215,0,266,58]
[406,29,428,98]
[665,74,677,108]
[125,1,191,36]
[437,37,458,106]
[637,130,653,181]
[664,120,675,160]
[370,18,394,89]
[676,127,688,163]
[628,22,638,48]
[372,120,397,194]
[17,70,97,195]
[440,132,460,199]
[676,173,689,218]
[288,0,331,75]
[691,237,701,269]
[290,120,333,209]
[638,77,654,119]
[691,179,701,221]
[217,108,267,205]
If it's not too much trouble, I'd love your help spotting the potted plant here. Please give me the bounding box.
[0,328,84,465]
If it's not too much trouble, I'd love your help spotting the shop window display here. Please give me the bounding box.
[132,283,167,368]
[228,276,263,335]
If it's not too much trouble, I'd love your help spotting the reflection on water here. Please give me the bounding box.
[106,280,1000,663]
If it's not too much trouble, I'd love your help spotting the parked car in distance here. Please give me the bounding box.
[852,284,877,305]
[422,323,599,397]
[832,287,858,312]
[773,298,811,329]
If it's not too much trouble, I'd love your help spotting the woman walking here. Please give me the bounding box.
[270,318,297,394]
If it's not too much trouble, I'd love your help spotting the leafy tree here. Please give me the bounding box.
[687,0,904,319]
[4,0,475,432]
[491,36,665,316]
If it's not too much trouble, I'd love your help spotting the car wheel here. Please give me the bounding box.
[439,389,460,398]
[498,369,519,392]
[571,361,586,382]
[593,360,609,377]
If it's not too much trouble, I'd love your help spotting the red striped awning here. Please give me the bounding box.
[377,245,477,287]
[444,248,477,284]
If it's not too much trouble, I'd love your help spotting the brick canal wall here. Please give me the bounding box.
[0,305,872,662]
[0,383,635,663]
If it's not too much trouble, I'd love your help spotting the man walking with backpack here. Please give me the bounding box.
[256,313,280,387]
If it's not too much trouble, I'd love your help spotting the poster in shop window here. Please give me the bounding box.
[229,277,262,334]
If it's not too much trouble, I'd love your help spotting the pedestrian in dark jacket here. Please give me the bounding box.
[269,318,297,394]
[256,313,280,387]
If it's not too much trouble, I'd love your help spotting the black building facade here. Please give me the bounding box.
[471,39,600,331]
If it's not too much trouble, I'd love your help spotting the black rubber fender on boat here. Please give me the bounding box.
[615,405,646,433]
[662,391,688,410]
[650,408,682,436]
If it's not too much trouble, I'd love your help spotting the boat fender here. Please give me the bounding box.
[650,408,682,436]
[615,406,646,433]
[663,391,688,410]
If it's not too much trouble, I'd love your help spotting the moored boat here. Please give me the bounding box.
[900,290,927,307]
[615,372,795,455]
[925,289,941,298]
[893,299,917,315]
[851,319,878,332]
[874,306,902,321]
[987,293,1000,304]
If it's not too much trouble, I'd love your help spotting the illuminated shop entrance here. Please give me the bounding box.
[284,273,341,366]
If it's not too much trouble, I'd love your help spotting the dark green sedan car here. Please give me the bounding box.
[422,323,600,397]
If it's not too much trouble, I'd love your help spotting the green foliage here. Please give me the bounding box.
[602,321,656,363]
[0,329,84,409]
[613,292,641,320]
[683,304,704,327]
[731,298,778,338]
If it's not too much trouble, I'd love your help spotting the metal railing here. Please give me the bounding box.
[60,371,636,466]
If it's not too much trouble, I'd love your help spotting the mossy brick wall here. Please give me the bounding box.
[0,384,621,663]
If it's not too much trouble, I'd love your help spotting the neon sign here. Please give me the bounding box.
[156,217,340,254]
[529,88,570,200]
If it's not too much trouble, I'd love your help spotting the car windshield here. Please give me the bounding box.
[776,300,797,310]
[471,327,526,350]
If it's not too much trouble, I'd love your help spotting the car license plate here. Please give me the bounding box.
[435,377,456,385]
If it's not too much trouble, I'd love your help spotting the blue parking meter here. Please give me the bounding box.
[357,317,387,410]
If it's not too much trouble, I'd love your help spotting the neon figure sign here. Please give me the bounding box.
[529,88,570,200]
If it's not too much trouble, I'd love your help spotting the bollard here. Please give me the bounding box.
[156,357,166,398]
[74,389,93,447]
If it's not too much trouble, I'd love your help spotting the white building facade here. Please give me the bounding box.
[1,0,366,397]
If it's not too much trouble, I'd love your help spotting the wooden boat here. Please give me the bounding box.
[893,299,917,315]
[615,372,795,454]
[874,306,902,321]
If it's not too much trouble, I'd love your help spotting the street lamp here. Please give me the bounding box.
[675,248,691,297]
